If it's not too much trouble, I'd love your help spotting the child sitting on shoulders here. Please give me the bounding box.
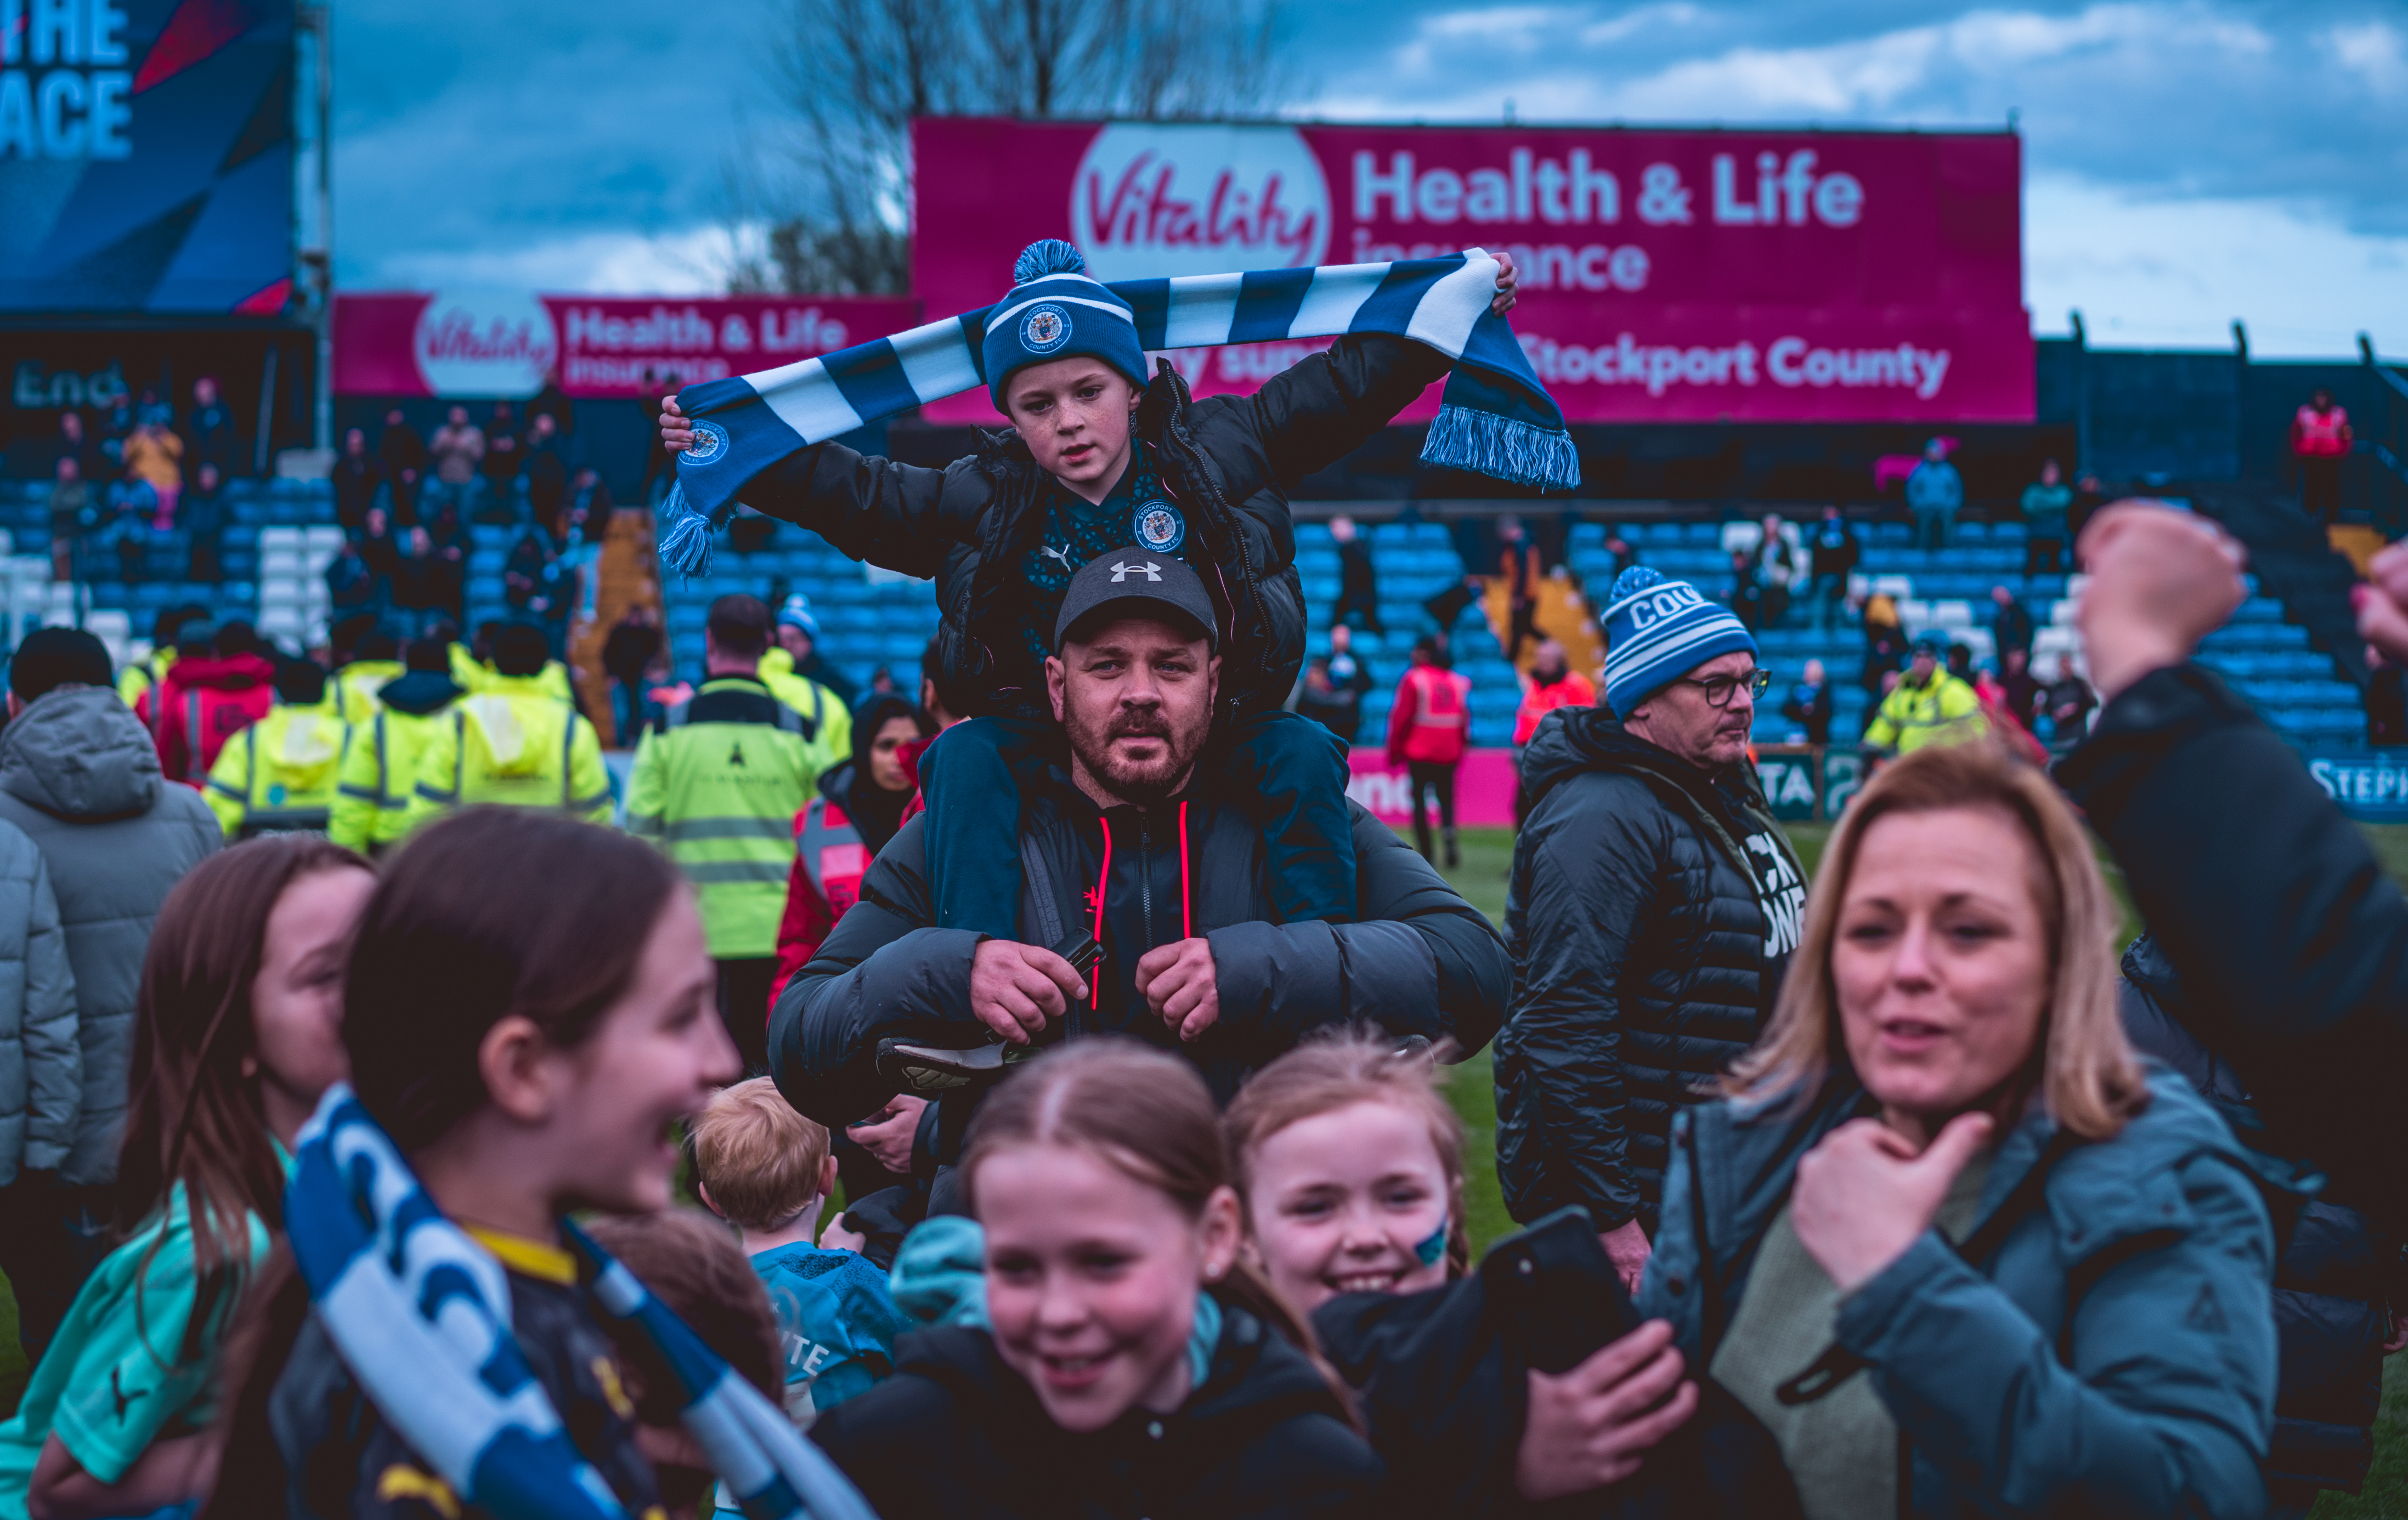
[692,1077,911,1420]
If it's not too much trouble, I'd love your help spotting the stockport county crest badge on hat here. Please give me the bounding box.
[1021,303,1072,354]
[1132,498,1185,554]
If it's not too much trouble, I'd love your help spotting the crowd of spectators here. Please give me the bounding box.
[21,378,245,585]
[1290,454,2104,775]
[324,398,604,657]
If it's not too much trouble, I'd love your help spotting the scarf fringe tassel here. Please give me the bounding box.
[1419,405,1582,494]
[657,481,725,580]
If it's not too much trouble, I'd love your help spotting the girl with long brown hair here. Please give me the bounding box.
[0,836,371,1520]
[807,1037,1381,1519]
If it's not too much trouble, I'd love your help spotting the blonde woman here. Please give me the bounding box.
[1631,741,2277,1519]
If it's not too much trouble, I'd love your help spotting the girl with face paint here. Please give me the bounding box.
[1226,1030,1697,1512]
[1225,1033,1468,1311]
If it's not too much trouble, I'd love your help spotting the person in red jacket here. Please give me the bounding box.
[771,695,938,997]
[2292,388,2353,524]
[1513,639,1596,824]
[151,621,274,787]
[1386,635,1472,867]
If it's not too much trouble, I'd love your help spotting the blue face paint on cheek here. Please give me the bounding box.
[1415,1217,1449,1268]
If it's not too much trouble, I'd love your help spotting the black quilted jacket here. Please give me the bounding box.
[1494,708,1802,1234]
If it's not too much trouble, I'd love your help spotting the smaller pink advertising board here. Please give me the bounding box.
[333,292,921,399]
[1348,748,1518,830]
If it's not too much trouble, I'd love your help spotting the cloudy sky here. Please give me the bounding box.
[333,0,2407,356]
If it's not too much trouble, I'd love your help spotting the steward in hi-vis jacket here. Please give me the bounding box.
[625,595,823,1073]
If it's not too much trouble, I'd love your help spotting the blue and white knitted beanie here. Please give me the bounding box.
[1601,565,1759,717]
[982,240,1151,412]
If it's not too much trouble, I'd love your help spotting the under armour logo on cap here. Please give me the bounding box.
[1056,547,1218,653]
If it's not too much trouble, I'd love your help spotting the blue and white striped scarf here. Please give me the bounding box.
[285,1085,878,1520]
[658,250,1578,576]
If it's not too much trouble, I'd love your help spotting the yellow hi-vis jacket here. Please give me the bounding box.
[330,686,461,854]
[758,648,851,773]
[117,648,174,713]
[625,675,821,960]
[1862,671,1991,755]
[328,659,405,725]
[402,675,612,833]
[451,643,575,703]
[204,704,349,838]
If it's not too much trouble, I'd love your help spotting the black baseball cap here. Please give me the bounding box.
[1053,548,1219,653]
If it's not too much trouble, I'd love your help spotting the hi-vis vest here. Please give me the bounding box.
[403,677,612,833]
[331,703,456,853]
[204,706,348,838]
[624,677,822,960]
[178,683,270,783]
[2296,404,2350,457]
[329,660,405,724]
[758,649,851,774]
[797,797,869,922]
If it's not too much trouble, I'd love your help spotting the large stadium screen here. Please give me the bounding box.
[914,118,2033,425]
[1,0,296,313]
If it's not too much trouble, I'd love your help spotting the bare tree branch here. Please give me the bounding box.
[733,0,1292,295]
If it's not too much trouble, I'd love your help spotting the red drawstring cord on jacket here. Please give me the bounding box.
[1177,799,1192,939]
[1090,818,1111,1009]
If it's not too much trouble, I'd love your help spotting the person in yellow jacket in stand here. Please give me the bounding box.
[203,657,349,838]
[626,595,822,1073]
[1861,637,1991,755]
[403,622,611,832]
[759,595,851,774]
[329,636,463,855]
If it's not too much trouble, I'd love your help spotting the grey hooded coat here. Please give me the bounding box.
[0,685,218,1184]
[0,819,78,1184]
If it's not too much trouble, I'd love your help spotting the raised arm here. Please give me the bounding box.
[736,441,978,581]
[1234,334,1457,491]
[2062,501,2408,1230]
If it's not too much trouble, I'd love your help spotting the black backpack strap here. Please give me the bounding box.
[1775,1127,2082,1406]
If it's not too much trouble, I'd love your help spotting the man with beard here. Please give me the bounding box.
[767,551,1509,1215]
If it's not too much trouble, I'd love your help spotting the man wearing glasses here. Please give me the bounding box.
[1495,565,1809,1294]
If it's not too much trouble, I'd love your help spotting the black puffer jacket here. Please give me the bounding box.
[739,336,1452,722]
[1495,708,1805,1234]
[2118,933,2393,1507]
[809,1308,1380,1520]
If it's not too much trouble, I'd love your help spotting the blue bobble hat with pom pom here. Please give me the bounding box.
[982,240,1151,411]
[1601,565,1758,718]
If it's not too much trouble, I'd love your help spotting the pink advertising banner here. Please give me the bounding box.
[333,292,922,399]
[1347,749,1518,830]
[913,118,2032,427]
